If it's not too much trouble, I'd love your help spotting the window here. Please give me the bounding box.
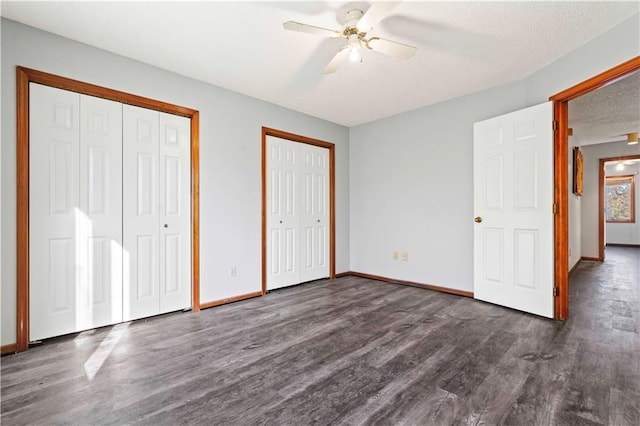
[605,175,635,223]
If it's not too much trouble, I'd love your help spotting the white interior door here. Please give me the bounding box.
[30,84,81,340]
[299,143,329,283]
[266,136,300,290]
[123,104,160,321]
[79,94,123,329]
[473,102,554,318]
[158,112,191,313]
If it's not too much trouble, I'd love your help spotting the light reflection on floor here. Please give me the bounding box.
[83,322,130,381]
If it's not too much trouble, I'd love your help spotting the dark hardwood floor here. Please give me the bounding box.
[1,247,639,425]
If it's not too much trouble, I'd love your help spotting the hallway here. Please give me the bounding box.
[570,246,639,335]
[562,246,640,424]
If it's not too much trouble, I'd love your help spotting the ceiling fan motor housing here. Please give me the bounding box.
[345,8,364,24]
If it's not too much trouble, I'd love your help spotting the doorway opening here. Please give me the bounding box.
[551,56,640,319]
[600,154,640,259]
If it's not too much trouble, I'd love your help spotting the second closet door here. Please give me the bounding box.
[123,105,191,321]
[266,136,329,291]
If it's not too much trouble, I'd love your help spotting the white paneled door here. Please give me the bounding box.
[123,105,160,321]
[30,84,123,340]
[473,102,554,318]
[298,143,330,283]
[30,84,191,341]
[158,112,192,313]
[123,105,191,321]
[266,136,329,290]
[79,94,124,329]
[266,136,300,290]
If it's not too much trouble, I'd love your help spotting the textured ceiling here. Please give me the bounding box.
[569,71,640,146]
[1,1,638,127]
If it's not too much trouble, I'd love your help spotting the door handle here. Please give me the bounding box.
[474,216,482,223]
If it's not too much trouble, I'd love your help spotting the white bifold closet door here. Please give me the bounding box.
[266,136,329,290]
[29,84,191,341]
[30,84,123,341]
[122,105,191,321]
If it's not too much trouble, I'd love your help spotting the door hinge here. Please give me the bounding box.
[552,203,558,214]
[552,120,559,132]
[553,286,559,297]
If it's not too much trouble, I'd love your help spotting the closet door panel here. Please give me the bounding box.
[78,94,124,329]
[266,136,300,290]
[159,112,191,313]
[29,83,81,341]
[298,143,329,283]
[123,105,160,321]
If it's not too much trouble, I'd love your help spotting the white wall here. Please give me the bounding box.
[349,82,527,290]
[350,13,639,292]
[604,162,640,245]
[1,19,350,346]
[580,143,640,258]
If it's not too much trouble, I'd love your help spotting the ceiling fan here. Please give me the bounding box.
[283,2,417,74]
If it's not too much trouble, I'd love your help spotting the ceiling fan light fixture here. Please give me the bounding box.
[348,46,361,63]
[347,34,362,63]
[627,132,638,145]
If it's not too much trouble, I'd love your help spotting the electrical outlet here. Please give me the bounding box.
[401,251,408,261]
[229,266,237,278]
[393,251,399,260]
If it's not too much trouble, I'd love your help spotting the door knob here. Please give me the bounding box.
[474,216,483,223]
[164,224,168,228]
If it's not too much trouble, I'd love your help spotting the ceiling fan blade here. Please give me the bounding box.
[323,47,350,74]
[368,37,416,59]
[283,21,342,38]
[356,2,401,32]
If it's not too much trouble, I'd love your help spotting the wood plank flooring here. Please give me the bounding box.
[1,246,639,425]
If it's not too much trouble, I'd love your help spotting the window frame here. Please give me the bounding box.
[605,174,636,223]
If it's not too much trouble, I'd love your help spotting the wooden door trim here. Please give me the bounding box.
[15,66,200,353]
[261,127,336,295]
[549,56,640,320]
[599,155,640,260]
